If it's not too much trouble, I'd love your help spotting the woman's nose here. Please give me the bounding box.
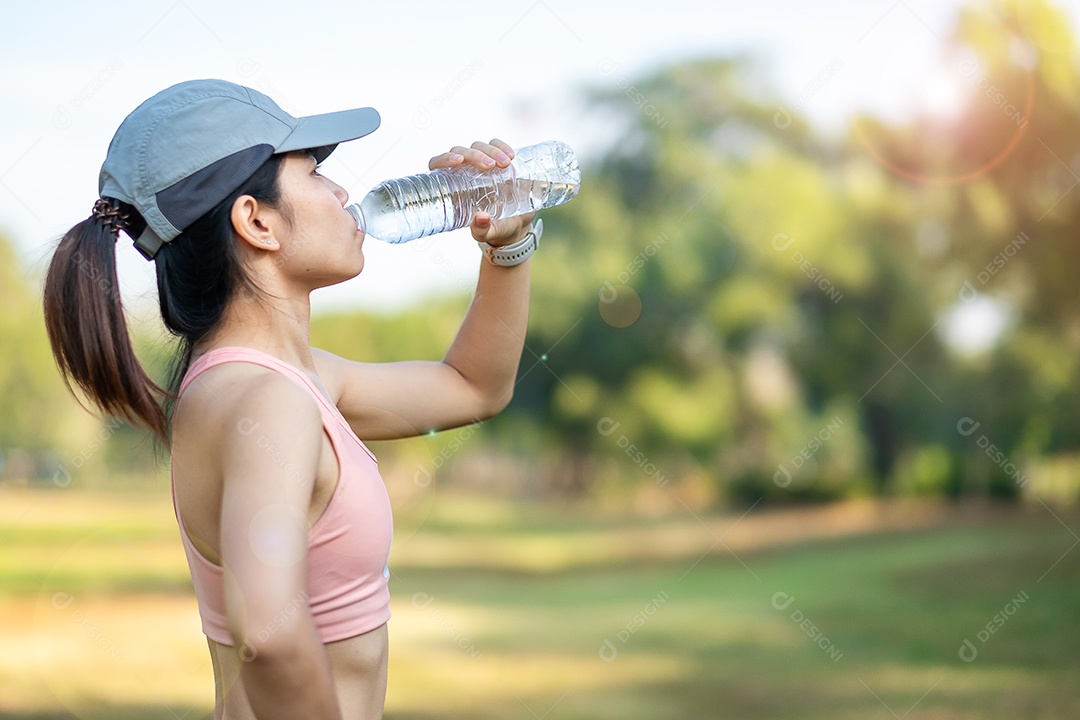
[328,178,349,205]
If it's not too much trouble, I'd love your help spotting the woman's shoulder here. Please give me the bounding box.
[310,346,351,403]
[174,360,323,447]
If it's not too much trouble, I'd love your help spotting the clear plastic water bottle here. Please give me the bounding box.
[346,140,580,244]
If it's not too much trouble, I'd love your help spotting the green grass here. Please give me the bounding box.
[385,515,1079,719]
[1,490,1077,719]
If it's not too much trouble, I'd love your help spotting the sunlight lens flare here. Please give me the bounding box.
[920,69,968,120]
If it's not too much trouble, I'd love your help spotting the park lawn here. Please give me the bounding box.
[0,488,1076,719]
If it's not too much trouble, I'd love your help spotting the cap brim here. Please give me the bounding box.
[276,107,381,161]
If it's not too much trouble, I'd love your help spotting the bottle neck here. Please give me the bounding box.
[345,203,365,233]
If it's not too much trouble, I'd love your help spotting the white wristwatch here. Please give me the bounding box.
[478,218,543,267]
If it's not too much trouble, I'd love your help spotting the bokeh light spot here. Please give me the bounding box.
[599,285,642,328]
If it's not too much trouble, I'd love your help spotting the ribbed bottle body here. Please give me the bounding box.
[348,141,580,244]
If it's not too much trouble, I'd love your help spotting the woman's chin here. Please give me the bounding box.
[346,255,365,281]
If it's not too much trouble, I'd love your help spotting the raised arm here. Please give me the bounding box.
[316,139,535,440]
[218,373,343,720]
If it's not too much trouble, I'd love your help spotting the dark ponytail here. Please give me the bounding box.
[43,199,168,438]
[43,153,287,442]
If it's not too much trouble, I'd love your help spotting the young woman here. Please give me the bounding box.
[43,79,539,720]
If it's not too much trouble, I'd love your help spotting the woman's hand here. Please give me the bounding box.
[428,139,536,248]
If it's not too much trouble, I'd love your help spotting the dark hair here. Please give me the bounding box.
[43,154,287,441]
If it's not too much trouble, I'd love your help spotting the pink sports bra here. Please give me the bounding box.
[170,346,393,646]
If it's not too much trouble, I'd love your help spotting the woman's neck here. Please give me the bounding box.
[197,283,316,372]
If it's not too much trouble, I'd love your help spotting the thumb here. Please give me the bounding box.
[471,212,493,241]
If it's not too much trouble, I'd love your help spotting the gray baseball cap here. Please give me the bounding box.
[98,79,380,259]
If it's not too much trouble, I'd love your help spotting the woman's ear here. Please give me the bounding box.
[231,194,281,252]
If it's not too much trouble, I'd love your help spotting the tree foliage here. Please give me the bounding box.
[6,0,1080,504]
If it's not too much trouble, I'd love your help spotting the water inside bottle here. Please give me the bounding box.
[347,140,581,243]
[526,178,578,209]
[356,181,454,243]
[352,176,579,244]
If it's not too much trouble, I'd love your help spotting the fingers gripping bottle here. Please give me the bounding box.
[346,140,580,244]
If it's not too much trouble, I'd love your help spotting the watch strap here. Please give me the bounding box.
[479,218,543,267]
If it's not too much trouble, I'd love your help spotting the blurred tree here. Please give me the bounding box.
[493,0,1080,503]
[510,57,887,502]
[12,0,1080,505]
[851,0,1080,498]
[0,233,100,481]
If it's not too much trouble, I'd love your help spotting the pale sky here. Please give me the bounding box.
[2,0,1076,315]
